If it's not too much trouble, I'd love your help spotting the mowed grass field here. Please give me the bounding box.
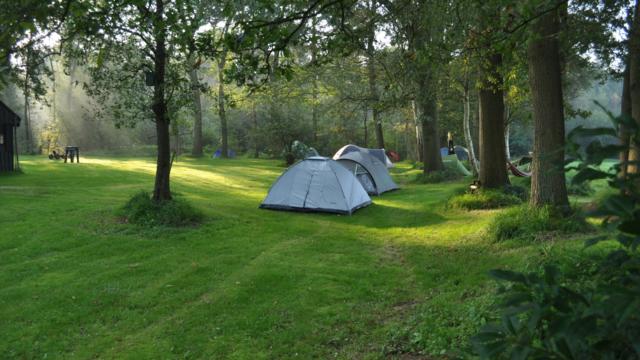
[0,156,598,359]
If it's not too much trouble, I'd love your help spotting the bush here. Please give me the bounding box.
[473,258,640,359]
[415,167,461,184]
[488,205,588,242]
[449,189,522,210]
[472,110,640,359]
[119,191,203,227]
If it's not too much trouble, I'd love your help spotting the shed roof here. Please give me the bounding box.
[0,100,20,126]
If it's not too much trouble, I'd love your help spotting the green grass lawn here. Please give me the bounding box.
[0,156,602,359]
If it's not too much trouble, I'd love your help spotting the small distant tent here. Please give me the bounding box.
[442,154,472,176]
[333,144,394,168]
[213,149,236,158]
[0,101,20,173]
[439,145,469,161]
[260,156,372,214]
[336,151,399,195]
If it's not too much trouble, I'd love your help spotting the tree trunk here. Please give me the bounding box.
[190,60,204,157]
[23,85,31,154]
[152,0,171,201]
[404,112,410,160]
[171,119,181,156]
[417,74,443,173]
[462,82,479,175]
[628,0,640,175]
[504,123,511,161]
[363,107,368,147]
[619,66,631,178]
[412,100,423,162]
[366,1,384,149]
[478,53,509,188]
[312,75,318,143]
[23,49,32,154]
[252,101,259,158]
[311,22,319,144]
[504,98,511,161]
[217,49,229,158]
[527,7,569,210]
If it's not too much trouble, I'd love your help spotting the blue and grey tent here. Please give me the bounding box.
[335,151,399,195]
[213,149,236,158]
[260,157,372,215]
[333,144,394,168]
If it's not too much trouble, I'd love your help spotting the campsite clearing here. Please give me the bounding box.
[0,156,603,358]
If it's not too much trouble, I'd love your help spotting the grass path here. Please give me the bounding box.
[0,156,590,359]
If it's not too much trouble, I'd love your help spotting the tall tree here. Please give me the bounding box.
[469,1,510,188]
[189,57,204,157]
[63,0,216,200]
[527,2,569,210]
[366,0,384,149]
[628,0,640,175]
[150,0,171,200]
[462,79,479,174]
[478,50,509,188]
[620,66,631,177]
[382,0,447,173]
[217,28,230,158]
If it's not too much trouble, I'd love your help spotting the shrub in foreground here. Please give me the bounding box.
[119,191,203,227]
[488,205,588,242]
[473,113,640,358]
[449,189,523,210]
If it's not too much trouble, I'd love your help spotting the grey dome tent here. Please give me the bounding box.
[333,144,394,168]
[439,145,469,161]
[335,151,399,195]
[260,156,372,215]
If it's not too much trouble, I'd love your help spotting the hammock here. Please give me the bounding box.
[507,161,531,177]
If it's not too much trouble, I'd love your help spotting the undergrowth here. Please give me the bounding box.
[448,185,527,210]
[567,180,593,196]
[118,191,203,227]
[488,204,589,242]
[415,167,462,184]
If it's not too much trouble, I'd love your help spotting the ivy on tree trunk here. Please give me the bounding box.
[152,0,172,201]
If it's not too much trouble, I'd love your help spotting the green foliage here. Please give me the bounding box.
[473,107,640,359]
[566,179,593,196]
[119,191,203,227]
[284,140,318,164]
[472,260,640,359]
[488,205,588,242]
[449,190,522,211]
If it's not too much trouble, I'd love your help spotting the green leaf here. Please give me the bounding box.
[602,195,635,217]
[571,167,609,185]
[567,125,617,140]
[511,345,532,360]
[555,337,575,360]
[618,220,640,235]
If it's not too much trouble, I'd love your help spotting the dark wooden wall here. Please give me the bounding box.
[0,101,20,172]
[0,124,15,172]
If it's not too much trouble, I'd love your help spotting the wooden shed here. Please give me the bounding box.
[0,100,20,172]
